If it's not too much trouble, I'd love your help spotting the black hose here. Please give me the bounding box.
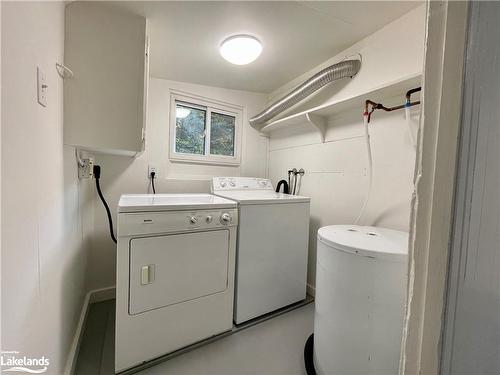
[276,180,289,194]
[93,165,117,244]
[150,171,156,194]
[292,174,298,195]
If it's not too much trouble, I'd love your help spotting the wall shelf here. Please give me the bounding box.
[75,145,141,158]
[259,73,422,139]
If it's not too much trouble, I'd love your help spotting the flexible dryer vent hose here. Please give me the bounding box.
[249,59,361,129]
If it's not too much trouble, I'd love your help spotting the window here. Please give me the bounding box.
[210,112,236,156]
[175,103,206,155]
[170,93,242,165]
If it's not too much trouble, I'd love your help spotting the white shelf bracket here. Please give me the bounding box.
[259,132,270,139]
[306,113,327,142]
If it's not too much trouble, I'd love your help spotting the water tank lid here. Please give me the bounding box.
[317,225,409,261]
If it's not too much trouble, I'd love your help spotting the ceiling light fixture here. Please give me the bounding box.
[220,35,262,65]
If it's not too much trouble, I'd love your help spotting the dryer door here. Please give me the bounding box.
[129,230,229,315]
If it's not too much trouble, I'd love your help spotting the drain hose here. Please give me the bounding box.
[355,112,373,225]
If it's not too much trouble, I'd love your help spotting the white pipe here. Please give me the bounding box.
[296,173,303,195]
[75,147,84,167]
[405,105,417,150]
[355,112,373,225]
[291,168,298,195]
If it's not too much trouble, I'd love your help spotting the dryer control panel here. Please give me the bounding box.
[212,177,273,191]
[118,208,238,236]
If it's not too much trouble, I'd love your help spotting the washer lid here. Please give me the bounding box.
[118,194,237,213]
[214,190,310,205]
[317,225,408,261]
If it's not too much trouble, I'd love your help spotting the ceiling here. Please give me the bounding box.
[115,1,422,93]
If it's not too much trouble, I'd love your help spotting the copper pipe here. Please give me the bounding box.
[406,87,421,101]
[365,86,421,123]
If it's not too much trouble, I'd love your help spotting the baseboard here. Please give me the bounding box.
[89,286,116,304]
[307,283,316,298]
[64,286,116,375]
[64,292,91,375]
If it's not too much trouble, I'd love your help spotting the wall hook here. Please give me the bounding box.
[55,63,74,79]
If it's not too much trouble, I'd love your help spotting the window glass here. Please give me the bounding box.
[175,103,206,155]
[210,112,235,156]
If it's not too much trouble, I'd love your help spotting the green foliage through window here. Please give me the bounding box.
[174,100,237,160]
[210,112,235,156]
[175,104,206,155]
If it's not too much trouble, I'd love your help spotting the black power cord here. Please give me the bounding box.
[93,165,117,244]
[150,171,156,194]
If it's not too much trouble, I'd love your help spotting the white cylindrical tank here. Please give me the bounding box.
[313,225,408,375]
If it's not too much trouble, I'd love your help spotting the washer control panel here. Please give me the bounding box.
[212,177,273,191]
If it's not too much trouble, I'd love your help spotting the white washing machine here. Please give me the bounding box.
[211,177,310,324]
[313,225,408,375]
[115,194,238,373]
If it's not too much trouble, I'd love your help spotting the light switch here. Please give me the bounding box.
[141,265,155,285]
[37,67,47,107]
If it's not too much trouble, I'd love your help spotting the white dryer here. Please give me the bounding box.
[115,194,237,373]
[212,177,310,324]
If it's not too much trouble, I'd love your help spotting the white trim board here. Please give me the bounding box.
[441,3,500,374]
[400,2,469,374]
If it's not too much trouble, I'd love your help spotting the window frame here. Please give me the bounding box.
[169,92,242,165]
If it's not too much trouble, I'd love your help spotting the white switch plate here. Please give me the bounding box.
[37,67,47,107]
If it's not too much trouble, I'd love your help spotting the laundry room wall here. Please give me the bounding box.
[1,2,94,374]
[88,78,268,291]
[267,5,426,291]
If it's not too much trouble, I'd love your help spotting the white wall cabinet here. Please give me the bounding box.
[64,2,149,156]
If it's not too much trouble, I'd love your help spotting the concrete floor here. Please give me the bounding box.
[75,300,314,375]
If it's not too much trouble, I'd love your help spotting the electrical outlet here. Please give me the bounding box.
[79,158,94,179]
[148,165,157,178]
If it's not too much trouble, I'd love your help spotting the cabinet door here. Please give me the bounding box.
[64,3,148,156]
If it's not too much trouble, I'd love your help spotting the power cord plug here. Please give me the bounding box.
[150,171,156,194]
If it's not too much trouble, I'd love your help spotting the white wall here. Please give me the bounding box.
[1,2,92,374]
[267,5,426,290]
[88,78,268,290]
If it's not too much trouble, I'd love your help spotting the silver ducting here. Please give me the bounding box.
[249,59,361,129]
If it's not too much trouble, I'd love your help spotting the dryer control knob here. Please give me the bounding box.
[220,213,231,224]
[206,215,213,223]
[190,216,198,224]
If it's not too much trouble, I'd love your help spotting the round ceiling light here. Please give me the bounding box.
[220,35,262,65]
